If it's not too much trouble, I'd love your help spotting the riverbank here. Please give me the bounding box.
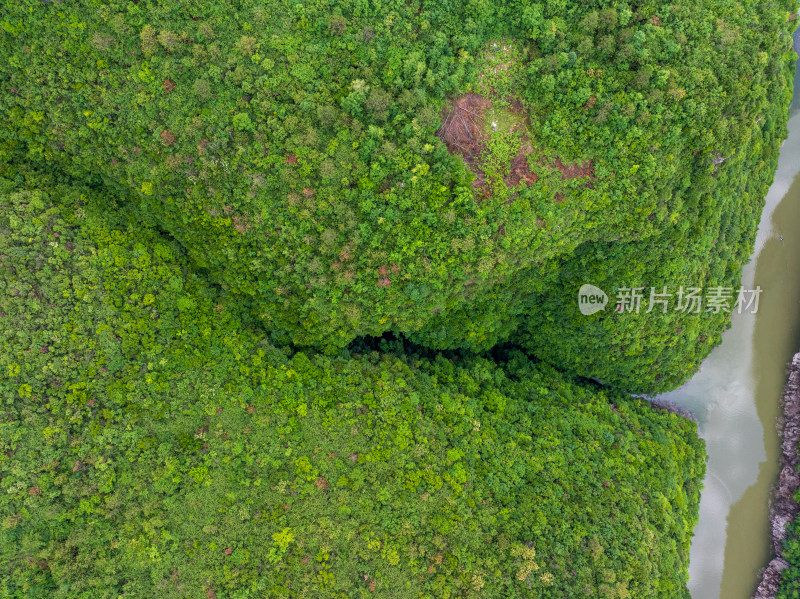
[753,351,800,599]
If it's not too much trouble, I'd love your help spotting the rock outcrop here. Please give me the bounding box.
[753,352,800,599]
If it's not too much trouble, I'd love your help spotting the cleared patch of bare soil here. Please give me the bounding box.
[553,156,594,180]
[437,94,539,194]
[437,93,491,187]
[438,87,595,202]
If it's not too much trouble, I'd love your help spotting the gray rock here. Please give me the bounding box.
[752,352,800,598]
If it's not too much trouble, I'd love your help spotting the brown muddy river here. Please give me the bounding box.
[655,30,800,599]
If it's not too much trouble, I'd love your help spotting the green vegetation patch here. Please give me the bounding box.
[474,39,525,102]
[483,105,525,136]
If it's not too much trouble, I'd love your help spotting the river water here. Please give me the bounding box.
[655,29,800,599]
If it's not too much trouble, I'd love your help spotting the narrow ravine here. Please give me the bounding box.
[655,29,800,599]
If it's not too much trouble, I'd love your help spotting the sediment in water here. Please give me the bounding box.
[753,352,800,599]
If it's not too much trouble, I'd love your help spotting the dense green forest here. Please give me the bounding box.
[0,171,706,597]
[1,0,796,391]
[0,0,797,596]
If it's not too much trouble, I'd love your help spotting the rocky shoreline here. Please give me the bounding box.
[753,352,800,599]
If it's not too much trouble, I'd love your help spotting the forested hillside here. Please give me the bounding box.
[0,0,797,597]
[0,0,796,392]
[0,171,705,597]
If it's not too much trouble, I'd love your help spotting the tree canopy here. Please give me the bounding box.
[0,170,705,597]
[0,0,795,391]
[1,0,797,596]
